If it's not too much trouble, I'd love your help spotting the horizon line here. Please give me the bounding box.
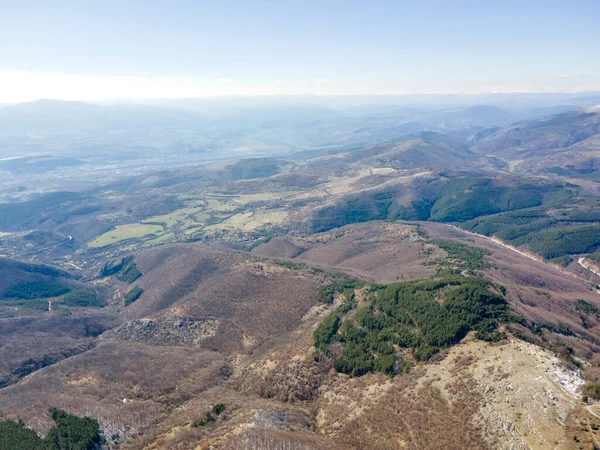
[3,90,600,106]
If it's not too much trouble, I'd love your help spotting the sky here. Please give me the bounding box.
[1,0,599,102]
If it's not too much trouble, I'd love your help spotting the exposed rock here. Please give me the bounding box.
[100,318,218,346]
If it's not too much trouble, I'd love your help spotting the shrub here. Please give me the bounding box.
[318,279,365,303]
[583,383,600,402]
[432,239,492,272]
[212,403,225,415]
[576,299,598,315]
[534,289,551,299]
[192,412,215,427]
[275,261,307,270]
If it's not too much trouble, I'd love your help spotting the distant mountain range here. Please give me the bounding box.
[1,96,600,201]
[472,105,600,173]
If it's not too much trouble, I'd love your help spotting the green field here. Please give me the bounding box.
[88,224,164,248]
[141,207,201,227]
[229,193,282,204]
[204,210,288,233]
[184,226,204,236]
[144,233,173,246]
[207,198,238,212]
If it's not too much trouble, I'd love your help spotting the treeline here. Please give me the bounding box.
[460,196,600,260]
[317,279,365,304]
[62,289,105,308]
[310,176,568,233]
[100,257,143,283]
[576,299,598,316]
[124,285,144,306]
[4,281,70,300]
[463,210,555,241]
[545,165,600,181]
[116,261,142,283]
[512,225,600,259]
[428,178,555,222]
[3,285,106,309]
[311,189,412,233]
[0,408,101,450]
[0,259,71,279]
[314,276,508,377]
[431,239,492,272]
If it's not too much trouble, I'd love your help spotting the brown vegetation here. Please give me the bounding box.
[3,222,600,449]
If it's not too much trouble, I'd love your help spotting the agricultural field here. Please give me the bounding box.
[204,210,288,233]
[206,198,238,212]
[86,194,291,250]
[141,207,202,227]
[88,224,164,248]
[144,233,174,246]
[229,192,286,204]
[184,226,203,236]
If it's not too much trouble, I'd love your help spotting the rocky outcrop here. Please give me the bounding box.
[100,318,218,346]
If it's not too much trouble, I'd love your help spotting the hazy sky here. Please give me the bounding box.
[1,0,599,102]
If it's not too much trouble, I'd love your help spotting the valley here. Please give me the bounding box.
[2,97,600,449]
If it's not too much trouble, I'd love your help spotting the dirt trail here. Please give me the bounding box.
[66,262,83,271]
[450,225,597,286]
[586,404,600,420]
[579,257,600,278]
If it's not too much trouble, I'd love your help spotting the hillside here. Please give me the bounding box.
[0,257,119,388]
[3,101,600,449]
[105,243,327,353]
[341,132,478,170]
[0,257,73,298]
[5,0,600,445]
[473,107,600,156]
[3,223,600,448]
[472,107,600,175]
